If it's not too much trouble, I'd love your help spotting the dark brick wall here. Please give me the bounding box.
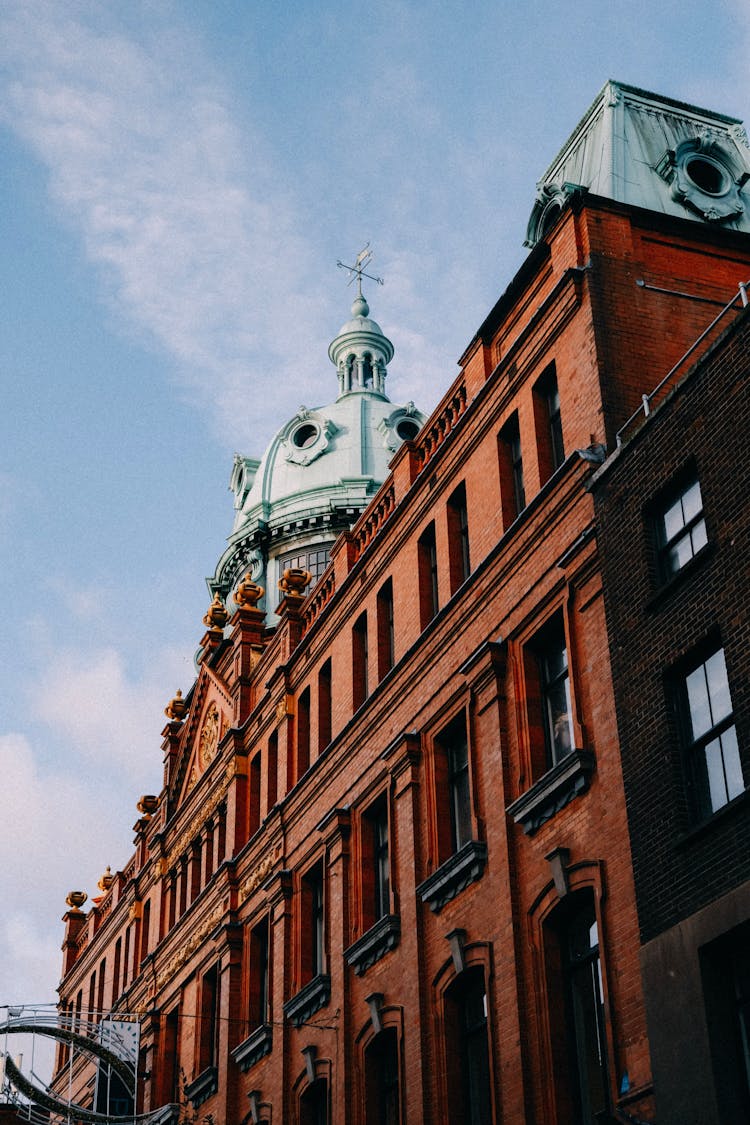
[592,309,750,944]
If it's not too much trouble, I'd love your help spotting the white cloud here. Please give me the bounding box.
[30,642,187,774]
[0,1,329,448]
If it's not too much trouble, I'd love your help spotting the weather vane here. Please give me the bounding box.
[337,242,384,298]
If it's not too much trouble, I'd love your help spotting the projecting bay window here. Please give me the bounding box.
[447,482,471,593]
[678,645,744,819]
[418,522,439,629]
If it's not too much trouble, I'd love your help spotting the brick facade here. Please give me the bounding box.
[592,309,750,1125]
[43,136,750,1125]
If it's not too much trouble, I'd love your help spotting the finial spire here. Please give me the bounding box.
[337,243,384,301]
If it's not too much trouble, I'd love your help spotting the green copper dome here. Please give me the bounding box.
[208,289,425,615]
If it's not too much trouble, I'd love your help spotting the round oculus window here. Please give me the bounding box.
[685,156,729,197]
[395,417,420,441]
[291,422,320,449]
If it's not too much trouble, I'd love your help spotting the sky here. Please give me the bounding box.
[1,0,749,1077]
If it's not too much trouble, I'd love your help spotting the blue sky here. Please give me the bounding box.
[1,0,748,1053]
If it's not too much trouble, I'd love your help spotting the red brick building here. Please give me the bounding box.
[37,82,750,1124]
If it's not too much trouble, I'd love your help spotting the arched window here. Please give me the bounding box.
[364,1028,400,1124]
[444,966,492,1124]
[362,353,374,388]
[300,1078,327,1125]
[544,890,610,1124]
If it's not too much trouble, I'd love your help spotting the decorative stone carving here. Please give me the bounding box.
[202,593,229,632]
[199,703,221,768]
[281,408,337,467]
[164,689,187,721]
[656,136,748,223]
[65,891,87,912]
[234,573,264,608]
[278,568,312,598]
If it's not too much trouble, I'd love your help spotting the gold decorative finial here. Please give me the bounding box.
[203,593,229,632]
[66,891,87,912]
[278,568,312,598]
[234,573,265,608]
[137,795,159,816]
[97,866,114,893]
[165,688,188,721]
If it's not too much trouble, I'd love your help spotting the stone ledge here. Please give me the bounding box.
[506,749,596,835]
[184,1066,218,1109]
[345,914,401,975]
[231,1023,273,1071]
[283,973,331,1028]
[417,840,488,913]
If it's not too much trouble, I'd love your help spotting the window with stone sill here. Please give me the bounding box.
[507,610,595,835]
[418,710,487,912]
[676,644,745,822]
[654,472,708,584]
[498,411,526,530]
[534,362,565,484]
[345,795,400,974]
[283,859,331,1028]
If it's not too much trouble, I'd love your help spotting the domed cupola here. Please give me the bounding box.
[208,258,427,620]
[328,291,394,399]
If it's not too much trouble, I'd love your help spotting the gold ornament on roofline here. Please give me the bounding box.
[97,867,114,893]
[234,573,264,608]
[278,568,312,598]
[165,688,188,721]
[137,795,159,815]
[203,593,229,631]
[66,891,87,912]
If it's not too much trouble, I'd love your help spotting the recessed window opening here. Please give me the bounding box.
[292,423,319,449]
[530,612,574,770]
[445,967,492,1125]
[362,353,374,387]
[436,712,472,855]
[418,522,439,628]
[686,156,728,196]
[657,476,707,579]
[396,417,420,441]
[545,892,610,1124]
[680,647,744,818]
